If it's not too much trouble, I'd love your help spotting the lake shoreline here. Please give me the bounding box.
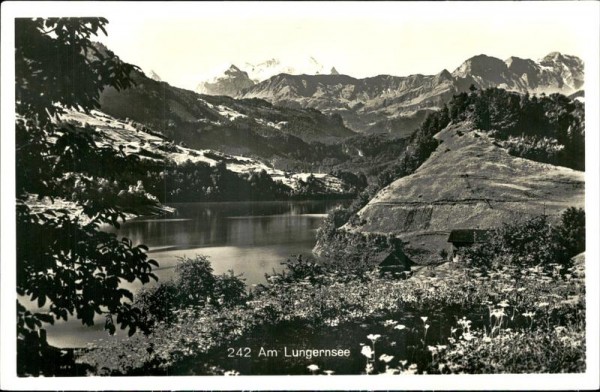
[43,200,347,348]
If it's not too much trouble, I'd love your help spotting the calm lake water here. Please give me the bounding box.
[45,200,345,348]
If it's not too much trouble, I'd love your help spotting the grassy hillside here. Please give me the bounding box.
[346,123,584,264]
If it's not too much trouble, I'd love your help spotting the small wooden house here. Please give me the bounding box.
[376,250,413,278]
[447,229,493,260]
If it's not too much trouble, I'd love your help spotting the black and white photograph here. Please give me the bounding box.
[1,1,599,390]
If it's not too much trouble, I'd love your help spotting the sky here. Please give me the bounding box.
[54,2,600,90]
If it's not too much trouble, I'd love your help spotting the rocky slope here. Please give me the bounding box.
[340,123,585,264]
[241,71,456,136]
[240,52,583,135]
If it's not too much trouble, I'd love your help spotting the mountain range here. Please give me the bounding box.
[196,52,584,136]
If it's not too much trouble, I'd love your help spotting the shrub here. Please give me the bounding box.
[214,270,247,307]
[136,281,180,326]
[425,324,585,374]
[175,255,217,305]
[459,208,585,270]
[135,256,247,329]
[556,207,585,257]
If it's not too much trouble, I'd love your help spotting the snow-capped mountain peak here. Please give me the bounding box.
[196,64,255,96]
[244,56,328,81]
[196,56,337,96]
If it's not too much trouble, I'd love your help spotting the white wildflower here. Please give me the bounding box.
[361,345,373,358]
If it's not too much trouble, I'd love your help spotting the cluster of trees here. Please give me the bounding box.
[329,169,368,192]
[135,158,363,203]
[142,160,291,202]
[451,87,585,170]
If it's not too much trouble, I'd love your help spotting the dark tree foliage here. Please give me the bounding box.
[137,158,359,203]
[450,88,585,170]
[556,207,586,257]
[329,169,368,193]
[459,208,585,270]
[292,174,331,197]
[142,160,292,202]
[15,18,162,376]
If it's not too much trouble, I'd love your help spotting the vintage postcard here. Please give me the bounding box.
[1,1,599,390]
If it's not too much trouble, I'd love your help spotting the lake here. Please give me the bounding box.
[44,200,345,348]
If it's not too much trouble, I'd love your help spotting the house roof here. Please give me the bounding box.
[372,249,413,266]
[447,229,493,244]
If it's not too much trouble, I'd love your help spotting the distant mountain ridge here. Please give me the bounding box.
[196,56,339,96]
[238,52,584,135]
[453,52,583,94]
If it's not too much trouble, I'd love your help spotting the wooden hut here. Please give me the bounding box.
[376,250,413,278]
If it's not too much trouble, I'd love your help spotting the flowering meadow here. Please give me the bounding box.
[78,255,585,375]
[78,211,585,375]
